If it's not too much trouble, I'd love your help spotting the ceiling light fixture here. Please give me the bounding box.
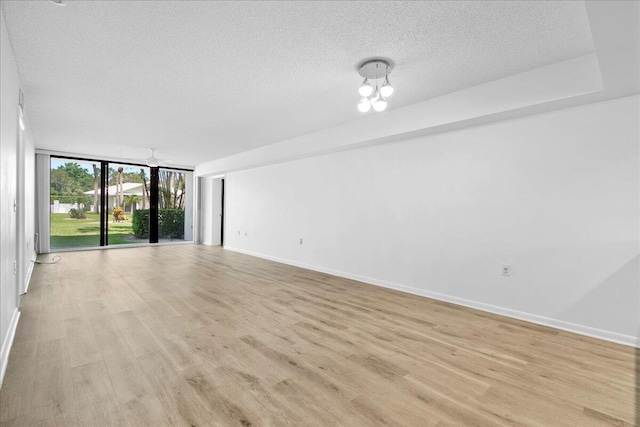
[356,58,394,113]
[49,0,67,6]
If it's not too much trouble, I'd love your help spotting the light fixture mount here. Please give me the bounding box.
[358,59,393,80]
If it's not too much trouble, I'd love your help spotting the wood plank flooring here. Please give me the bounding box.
[0,245,637,426]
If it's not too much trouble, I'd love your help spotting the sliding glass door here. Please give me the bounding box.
[49,156,192,250]
[106,163,150,245]
[158,168,194,242]
[50,158,102,249]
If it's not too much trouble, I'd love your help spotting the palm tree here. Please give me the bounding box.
[139,169,148,208]
[174,173,185,209]
[116,166,124,207]
[92,163,99,213]
[158,170,186,209]
[124,195,139,214]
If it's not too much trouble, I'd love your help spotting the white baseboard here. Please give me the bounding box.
[23,251,36,295]
[224,246,639,348]
[0,308,21,389]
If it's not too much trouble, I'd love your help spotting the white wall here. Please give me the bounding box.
[1,8,36,386]
[17,96,36,296]
[0,8,19,378]
[223,95,639,346]
[23,120,35,294]
[183,172,195,242]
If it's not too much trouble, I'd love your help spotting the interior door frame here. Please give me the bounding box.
[220,178,224,246]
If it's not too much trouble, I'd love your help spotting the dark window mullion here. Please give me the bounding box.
[100,161,108,246]
[150,166,159,243]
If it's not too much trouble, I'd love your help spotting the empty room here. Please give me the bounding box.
[0,1,638,426]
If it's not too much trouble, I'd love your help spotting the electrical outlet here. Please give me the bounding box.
[501,264,512,276]
[245,232,247,236]
[299,238,303,245]
[13,261,17,275]
[238,230,240,235]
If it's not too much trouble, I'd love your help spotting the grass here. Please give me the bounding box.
[50,212,143,248]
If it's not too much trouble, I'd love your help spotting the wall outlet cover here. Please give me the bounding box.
[501,264,512,276]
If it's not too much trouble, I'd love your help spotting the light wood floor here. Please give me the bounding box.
[0,245,636,426]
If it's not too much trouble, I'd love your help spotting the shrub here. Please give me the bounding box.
[112,207,126,222]
[131,209,184,239]
[159,209,184,239]
[132,209,150,238]
[69,208,86,219]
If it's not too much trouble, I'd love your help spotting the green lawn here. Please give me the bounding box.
[50,212,143,248]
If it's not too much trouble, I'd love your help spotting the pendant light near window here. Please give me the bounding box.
[356,58,394,113]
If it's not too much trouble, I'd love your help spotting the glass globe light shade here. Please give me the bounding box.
[357,97,371,113]
[380,77,394,97]
[358,79,373,97]
[372,95,387,112]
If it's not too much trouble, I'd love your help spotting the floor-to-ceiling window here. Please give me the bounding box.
[49,156,193,250]
[158,168,194,242]
[49,158,102,249]
[106,162,150,246]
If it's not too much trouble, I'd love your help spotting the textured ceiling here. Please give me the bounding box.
[2,1,595,167]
